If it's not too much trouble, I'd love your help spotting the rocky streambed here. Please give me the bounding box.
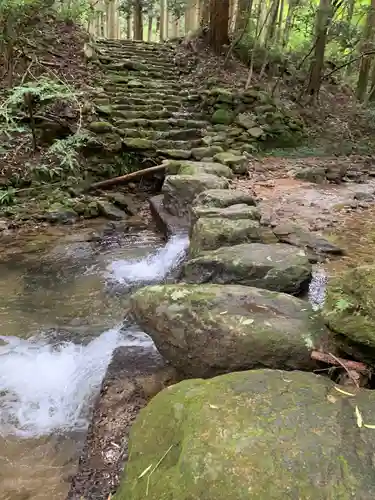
[68,154,375,500]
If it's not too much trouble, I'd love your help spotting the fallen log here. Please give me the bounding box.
[311,350,370,375]
[87,164,166,191]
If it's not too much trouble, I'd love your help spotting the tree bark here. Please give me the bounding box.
[306,0,333,100]
[133,0,143,40]
[208,0,230,52]
[160,0,166,40]
[126,14,132,39]
[147,15,153,41]
[357,0,375,101]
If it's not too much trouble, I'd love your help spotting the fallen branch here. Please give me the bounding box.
[311,350,370,375]
[87,164,166,191]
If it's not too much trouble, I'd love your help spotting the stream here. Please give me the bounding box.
[0,224,188,500]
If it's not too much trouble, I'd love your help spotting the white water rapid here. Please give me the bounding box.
[0,232,189,439]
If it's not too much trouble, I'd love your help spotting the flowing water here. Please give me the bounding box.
[0,224,188,500]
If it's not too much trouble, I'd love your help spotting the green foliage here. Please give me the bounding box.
[47,132,89,174]
[0,187,16,206]
[55,0,94,24]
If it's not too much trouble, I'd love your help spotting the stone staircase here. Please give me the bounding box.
[89,39,212,160]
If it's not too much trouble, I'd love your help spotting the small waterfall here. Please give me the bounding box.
[0,233,189,438]
[107,233,189,285]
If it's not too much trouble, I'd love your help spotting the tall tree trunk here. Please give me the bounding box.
[185,0,196,34]
[160,0,166,40]
[133,0,143,40]
[368,56,375,100]
[276,0,284,43]
[208,0,230,52]
[199,0,210,26]
[147,15,153,41]
[357,0,375,101]
[126,14,132,39]
[267,0,280,44]
[306,0,333,100]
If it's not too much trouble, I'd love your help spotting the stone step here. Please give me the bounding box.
[109,96,185,106]
[97,50,179,65]
[108,102,183,112]
[122,138,203,150]
[114,118,208,130]
[108,108,204,121]
[99,58,178,73]
[96,40,176,52]
[104,78,195,90]
[118,128,204,141]
[106,70,178,81]
[107,87,198,98]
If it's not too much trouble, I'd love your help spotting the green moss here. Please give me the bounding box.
[323,265,375,348]
[211,109,234,125]
[115,370,374,500]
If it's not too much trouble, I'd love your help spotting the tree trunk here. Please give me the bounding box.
[133,0,143,40]
[276,0,284,43]
[267,0,280,44]
[199,0,210,26]
[160,0,166,40]
[356,0,375,101]
[306,0,333,100]
[147,15,153,41]
[208,0,230,52]
[185,0,196,34]
[126,14,132,39]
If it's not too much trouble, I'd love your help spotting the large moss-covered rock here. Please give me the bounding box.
[189,217,262,257]
[115,370,375,500]
[193,189,256,208]
[182,243,311,294]
[162,175,229,218]
[165,160,233,179]
[322,265,375,364]
[128,284,331,377]
[192,203,260,222]
[211,108,234,125]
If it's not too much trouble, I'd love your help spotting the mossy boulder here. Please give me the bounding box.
[193,189,256,208]
[128,284,332,378]
[213,151,248,174]
[88,121,114,133]
[322,265,375,364]
[211,109,234,125]
[189,217,263,257]
[192,203,260,222]
[182,243,312,294]
[115,369,375,500]
[163,175,229,218]
[165,160,233,179]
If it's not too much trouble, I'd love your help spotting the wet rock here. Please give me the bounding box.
[192,204,260,222]
[128,284,331,377]
[97,200,127,220]
[116,369,375,500]
[42,208,78,224]
[272,223,344,259]
[193,189,256,208]
[189,217,262,257]
[323,265,375,364]
[182,243,311,294]
[67,346,180,500]
[162,175,229,218]
[294,166,326,184]
[354,190,375,202]
[213,151,248,174]
[106,192,137,215]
